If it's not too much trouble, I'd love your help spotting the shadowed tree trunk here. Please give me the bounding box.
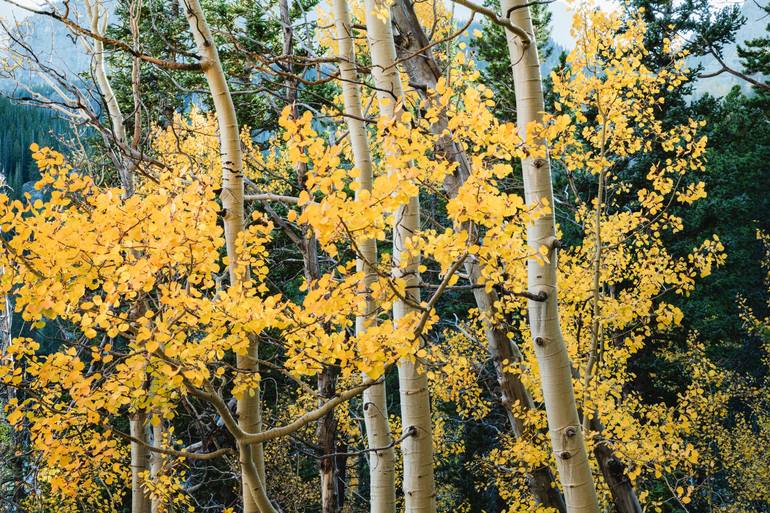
[594,439,642,513]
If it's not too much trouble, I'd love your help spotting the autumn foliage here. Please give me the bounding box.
[0,1,766,513]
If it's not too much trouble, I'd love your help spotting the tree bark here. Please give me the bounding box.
[317,367,342,513]
[130,413,151,513]
[363,3,436,512]
[332,1,397,512]
[388,3,566,511]
[500,0,600,510]
[84,0,133,195]
[178,2,268,511]
[150,419,164,513]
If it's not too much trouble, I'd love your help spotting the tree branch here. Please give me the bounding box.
[113,429,235,461]
[2,0,202,71]
[700,47,770,91]
[450,0,531,46]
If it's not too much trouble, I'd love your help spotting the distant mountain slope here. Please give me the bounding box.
[0,1,93,90]
[0,3,92,196]
[0,95,68,199]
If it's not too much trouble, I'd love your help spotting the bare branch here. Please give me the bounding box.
[450,0,531,45]
[244,193,302,204]
[2,0,202,71]
[113,429,235,461]
[700,47,770,91]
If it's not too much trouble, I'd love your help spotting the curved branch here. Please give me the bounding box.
[114,429,235,461]
[3,0,202,71]
[239,381,372,445]
[186,379,375,446]
[700,48,770,91]
[451,0,531,46]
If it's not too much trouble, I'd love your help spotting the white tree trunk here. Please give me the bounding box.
[84,0,133,195]
[333,2,397,511]
[150,420,164,513]
[499,1,600,511]
[363,3,436,512]
[178,2,267,511]
[0,266,11,356]
[130,413,151,513]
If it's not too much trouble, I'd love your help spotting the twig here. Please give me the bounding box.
[319,426,416,459]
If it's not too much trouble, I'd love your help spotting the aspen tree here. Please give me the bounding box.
[83,4,152,510]
[577,33,643,509]
[177,1,268,511]
[499,0,600,510]
[363,2,436,511]
[333,1,396,512]
[388,2,566,510]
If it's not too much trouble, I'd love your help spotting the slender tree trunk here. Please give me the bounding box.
[363,3,436,512]
[317,367,341,513]
[178,2,268,511]
[332,1,397,511]
[499,1,599,511]
[130,413,151,513]
[150,419,164,513]
[590,416,642,513]
[275,2,343,509]
[583,161,605,433]
[84,0,133,195]
[0,267,11,356]
[388,3,566,510]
